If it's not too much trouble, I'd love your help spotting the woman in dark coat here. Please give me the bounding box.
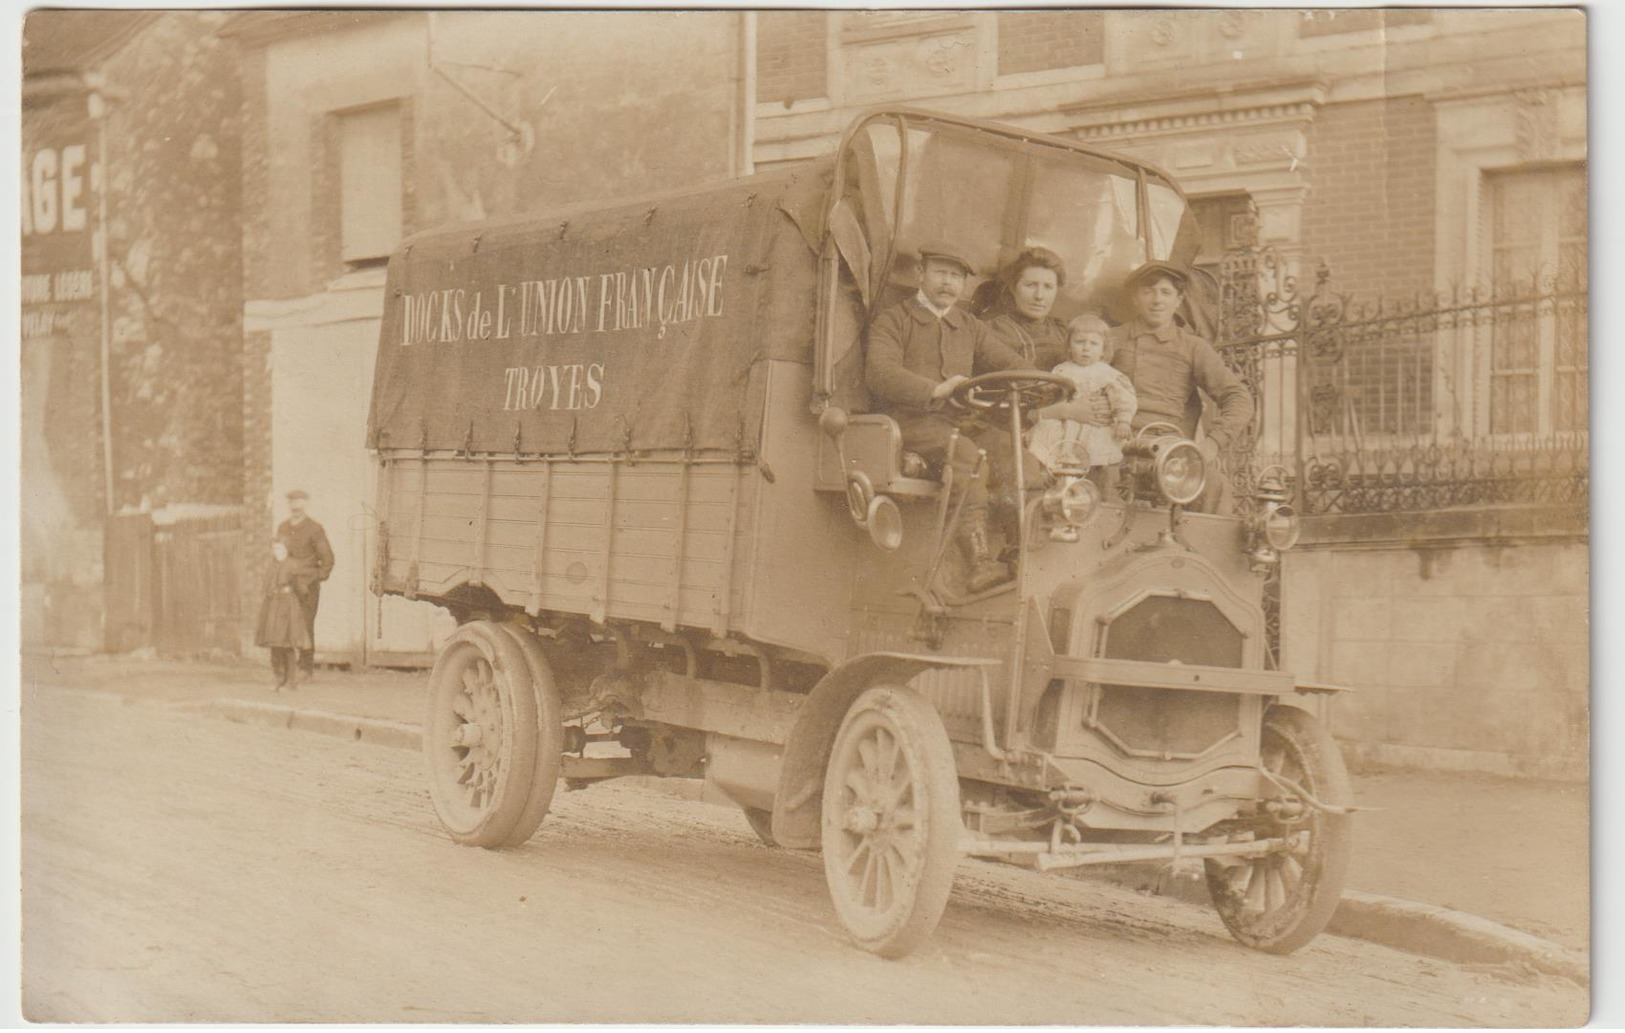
[256,538,314,690]
[977,246,1072,371]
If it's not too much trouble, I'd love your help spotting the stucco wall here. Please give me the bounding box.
[1281,519,1588,781]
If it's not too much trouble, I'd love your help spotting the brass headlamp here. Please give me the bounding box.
[1041,474,1101,531]
[1246,465,1301,570]
[1123,422,1207,507]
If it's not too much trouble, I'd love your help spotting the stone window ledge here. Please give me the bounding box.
[1300,504,1587,549]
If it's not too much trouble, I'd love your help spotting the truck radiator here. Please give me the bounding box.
[1092,594,1246,759]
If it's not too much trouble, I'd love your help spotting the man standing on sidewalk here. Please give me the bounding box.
[276,489,334,680]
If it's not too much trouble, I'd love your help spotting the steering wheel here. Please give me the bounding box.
[1133,420,1185,442]
[948,371,1075,416]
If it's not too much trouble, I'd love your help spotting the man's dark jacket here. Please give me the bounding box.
[276,516,334,592]
[865,297,1032,418]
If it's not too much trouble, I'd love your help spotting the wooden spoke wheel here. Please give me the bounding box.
[423,622,541,847]
[1204,705,1354,954]
[821,686,962,958]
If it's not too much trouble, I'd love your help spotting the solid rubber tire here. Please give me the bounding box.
[821,685,962,959]
[494,623,566,848]
[1204,704,1354,954]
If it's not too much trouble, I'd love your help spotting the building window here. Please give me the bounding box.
[996,11,1104,76]
[756,12,828,106]
[1485,164,1587,435]
[1191,193,1255,271]
[1189,192,1255,337]
[338,104,402,264]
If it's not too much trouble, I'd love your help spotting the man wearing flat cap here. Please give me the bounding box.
[1109,261,1253,513]
[276,489,334,678]
[865,241,1038,592]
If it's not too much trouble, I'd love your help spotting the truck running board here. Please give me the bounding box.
[959,831,1306,871]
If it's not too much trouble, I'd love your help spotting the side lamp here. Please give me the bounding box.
[1247,465,1301,571]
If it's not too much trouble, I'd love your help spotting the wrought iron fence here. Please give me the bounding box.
[1211,246,1588,518]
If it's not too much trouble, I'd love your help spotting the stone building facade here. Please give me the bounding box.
[224,11,748,664]
[24,10,1583,775]
[748,9,1586,778]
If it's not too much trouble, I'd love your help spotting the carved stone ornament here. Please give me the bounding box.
[862,54,890,91]
[1514,88,1559,162]
[1150,16,1177,47]
[924,33,971,78]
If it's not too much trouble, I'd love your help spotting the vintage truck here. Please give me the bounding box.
[367,108,1352,958]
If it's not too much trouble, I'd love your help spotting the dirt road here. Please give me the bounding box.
[20,687,1587,1025]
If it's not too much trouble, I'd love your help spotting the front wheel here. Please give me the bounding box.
[821,685,962,958]
[1204,705,1353,954]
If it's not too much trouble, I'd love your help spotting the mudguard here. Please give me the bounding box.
[770,651,997,850]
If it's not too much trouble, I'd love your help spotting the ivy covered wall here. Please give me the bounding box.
[95,11,245,508]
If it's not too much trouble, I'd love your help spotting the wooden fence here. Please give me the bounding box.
[105,505,243,656]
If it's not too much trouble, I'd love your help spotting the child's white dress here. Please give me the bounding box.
[1028,360,1138,471]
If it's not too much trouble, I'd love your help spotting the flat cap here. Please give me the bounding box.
[917,240,977,276]
[286,488,310,501]
[1123,260,1191,292]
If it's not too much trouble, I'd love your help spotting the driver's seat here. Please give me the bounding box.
[835,414,942,499]
[819,414,949,506]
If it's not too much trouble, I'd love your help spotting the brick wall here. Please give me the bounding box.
[310,112,341,288]
[240,46,271,301]
[996,11,1104,76]
[240,328,274,645]
[1301,96,1438,299]
[1282,531,1587,780]
[756,11,827,106]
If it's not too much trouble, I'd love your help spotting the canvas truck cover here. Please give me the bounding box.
[368,163,831,457]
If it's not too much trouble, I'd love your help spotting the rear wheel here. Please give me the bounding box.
[821,685,962,958]
[1204,705,1353,953]
[423,622,538,847]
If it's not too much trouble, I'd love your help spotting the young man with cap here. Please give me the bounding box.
[1108,261,1253,514]
[276,489,334,678]
[864,241,1039,592]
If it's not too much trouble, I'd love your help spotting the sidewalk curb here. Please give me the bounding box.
[181,692,1588,984]
[188,699,422,752]
[1081,866,1588,985]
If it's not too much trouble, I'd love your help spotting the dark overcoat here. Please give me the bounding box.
[985,310,1069,371]
[275,516,334,590]
[256,558,314,650]
[865,297,1032,420]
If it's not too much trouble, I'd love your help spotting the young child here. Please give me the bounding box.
[255,538,314,691]
[1028,314,1138,532]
